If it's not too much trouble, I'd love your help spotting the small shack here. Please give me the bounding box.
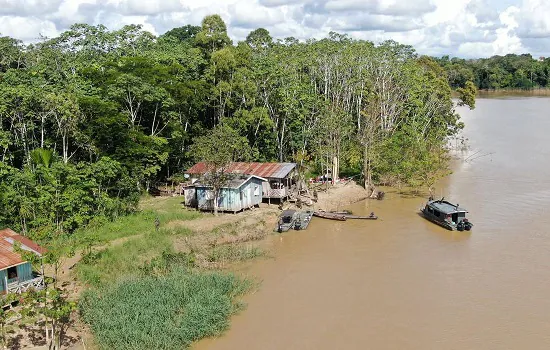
[0,228,46,294]
[186,162,297,202]
[194,175,266,213]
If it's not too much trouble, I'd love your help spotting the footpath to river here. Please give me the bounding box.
[196,96,550,350]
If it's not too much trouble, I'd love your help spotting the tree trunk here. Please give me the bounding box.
[363,143,374,195]
[332,155,339,184]
[213,188,219,216]
[62,134,68,164]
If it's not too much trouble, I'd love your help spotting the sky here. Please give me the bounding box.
[0,0,549,58]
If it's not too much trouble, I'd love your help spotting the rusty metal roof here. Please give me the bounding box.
[186,162,296,179]
[194,175,267,189]
[0,228,45,270]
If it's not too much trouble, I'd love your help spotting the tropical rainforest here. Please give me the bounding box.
[436,53,550,90]
[0,14,487,237]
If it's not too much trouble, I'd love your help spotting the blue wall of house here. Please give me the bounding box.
[0,262,34,292]
[17,263,33,281]
[196,177,264,212]
[0,269,5,292]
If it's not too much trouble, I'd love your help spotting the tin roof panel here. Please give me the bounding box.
[0,228,46,270]
[187,162,296,179]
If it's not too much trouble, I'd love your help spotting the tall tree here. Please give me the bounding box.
[195,15,232,55]
[190,124,251,216]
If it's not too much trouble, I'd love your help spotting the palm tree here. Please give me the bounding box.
[30,148,54,168]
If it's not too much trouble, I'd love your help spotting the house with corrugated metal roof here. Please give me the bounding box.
[193,175,266,212]
[0,228,46,294]
[186,162,297,202]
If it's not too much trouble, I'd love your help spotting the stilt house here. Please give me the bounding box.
[186,162,297,203]
[0,228,45,294]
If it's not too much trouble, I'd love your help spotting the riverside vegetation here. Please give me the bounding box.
[436,53,550,91]
[0,14,480,349]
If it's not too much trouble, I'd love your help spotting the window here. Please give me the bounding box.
[452,213,458,223]
[7,266,17,281]
[433,210,441,217]
[254,185,260,196]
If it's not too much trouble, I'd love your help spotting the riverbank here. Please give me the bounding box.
[477,88,550,97]
[451,88,550,99]
[7,181,369,349]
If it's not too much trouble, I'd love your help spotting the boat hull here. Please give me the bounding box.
[420,209,457,231]
[313,212,347,221]
[344,215,378,220]
[276,210,314,232]
[294,211,314,230]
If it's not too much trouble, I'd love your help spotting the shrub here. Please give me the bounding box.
[80,270,251,349]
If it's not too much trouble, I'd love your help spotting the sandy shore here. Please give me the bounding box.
[307,181,370,212]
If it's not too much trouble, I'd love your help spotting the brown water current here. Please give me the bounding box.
[196,97,550,350]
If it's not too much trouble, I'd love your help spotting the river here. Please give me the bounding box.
[196,97,550,350]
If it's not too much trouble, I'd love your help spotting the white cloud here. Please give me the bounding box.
[512,0,550,39]
[105,0,185,16]
[0,0,63,16]
[492,6,524,55]
[228,0,287,29]
[0,0,549,57]
[324,0,436,16]
[0,16,58,41]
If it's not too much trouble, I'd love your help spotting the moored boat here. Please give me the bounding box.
[330,210,353,215]
[276,210,314,232]
[329,210,378,220]
[344,213,378,220]
[293,210,314,230]
[421,198,473,231]
[277,210,296,232]
[313,211,347,221]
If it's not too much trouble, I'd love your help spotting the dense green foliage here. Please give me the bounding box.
[436,54,550,90]
[80,270,250,350]
[0,15,470,235]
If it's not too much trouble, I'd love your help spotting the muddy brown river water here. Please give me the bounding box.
[196,97,550,350]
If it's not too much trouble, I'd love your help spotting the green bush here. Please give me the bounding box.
[80,270,251,349]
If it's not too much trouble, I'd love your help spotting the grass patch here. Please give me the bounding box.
[80,270,251,350]
[72,197,200,246]
[211,222,239,237]
[208,245,266,263]
[77,231,175,287]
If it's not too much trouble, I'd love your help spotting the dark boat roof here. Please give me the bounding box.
[281,210,295,217]
[428,200,468,214]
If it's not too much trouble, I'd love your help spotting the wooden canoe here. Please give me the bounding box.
[329,210,378,220]
[313,211,347,221]
[329,210,353,215]
[343,215,378,220]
